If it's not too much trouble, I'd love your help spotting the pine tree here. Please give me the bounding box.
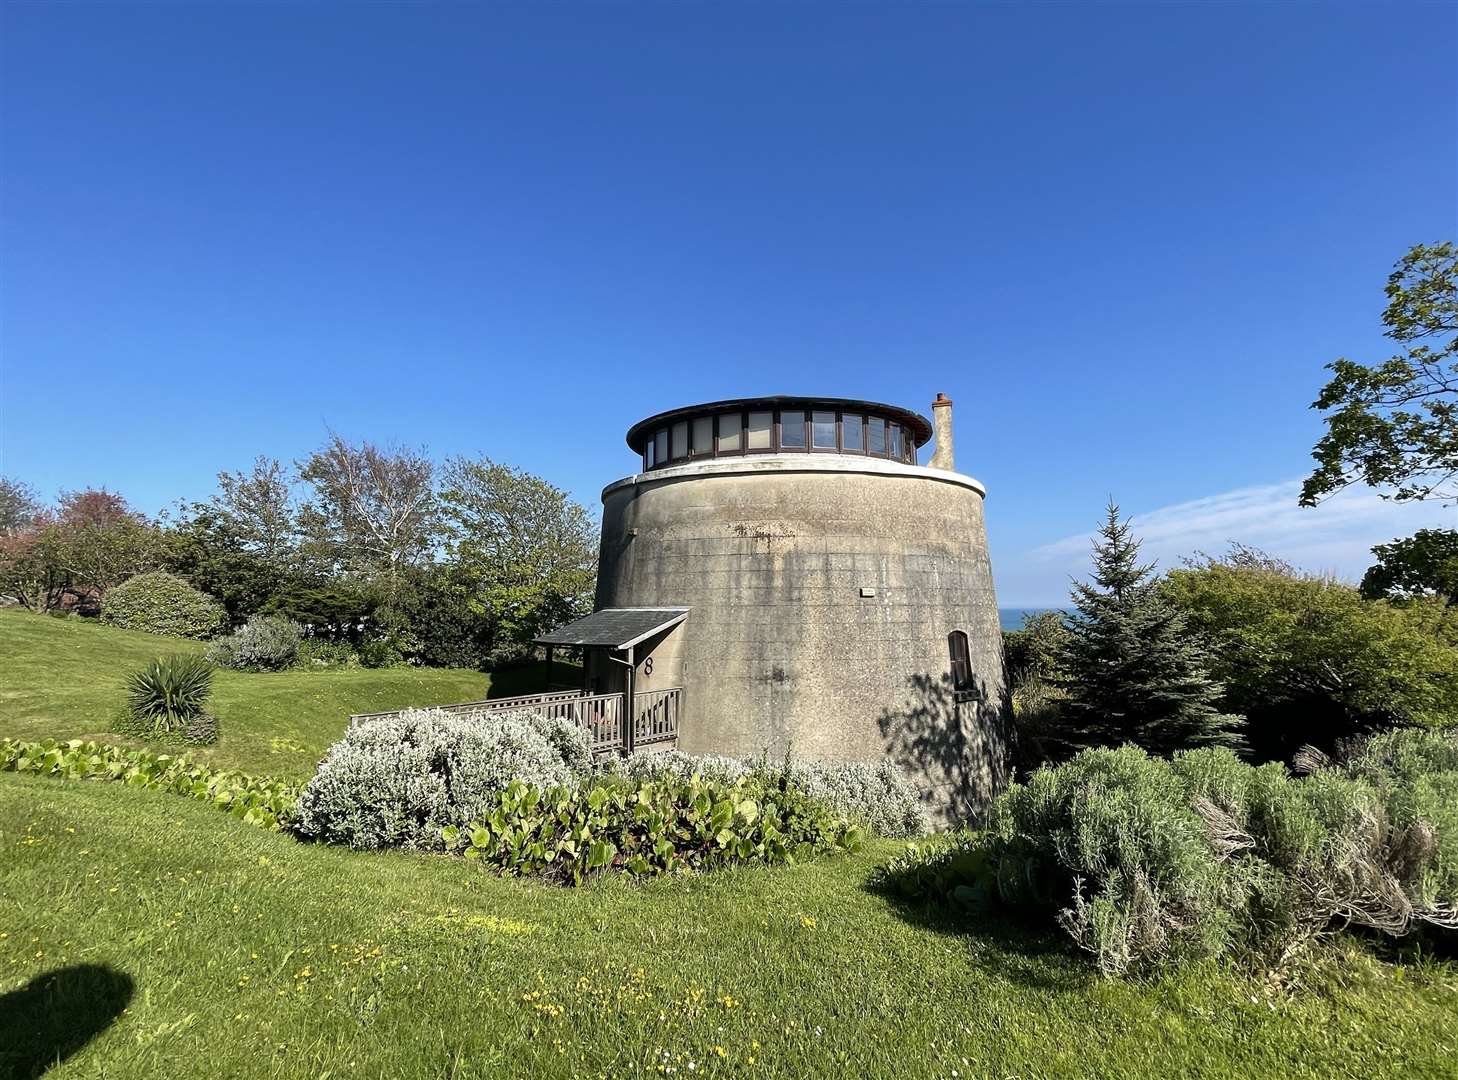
[1056,501,1244,755]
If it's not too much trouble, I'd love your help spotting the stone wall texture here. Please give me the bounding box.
[595,456,1008,824]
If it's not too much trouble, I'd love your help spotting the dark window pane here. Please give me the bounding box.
[779,411,806,448]
[867,417,886,455]
[842,413,863,450]
[654,429,669,464]
[671,421,689,460]
[949,631,972,690]
[645,440,656,469]
[812,411,836,448]
[890,424,903,459]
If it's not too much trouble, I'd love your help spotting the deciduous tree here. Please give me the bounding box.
[1302,241,1458,504]
[1359,527,1458,604]
[438,457,597,663]
[297,434,437,590]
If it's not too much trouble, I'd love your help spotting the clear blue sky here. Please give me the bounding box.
[3,2,1455,604]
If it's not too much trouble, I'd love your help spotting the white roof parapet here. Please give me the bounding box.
[601,453,987,502]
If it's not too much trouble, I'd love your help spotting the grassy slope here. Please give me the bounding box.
[0,609,576,778]
[4,609,1457,1078]
[4,775,1456,1080]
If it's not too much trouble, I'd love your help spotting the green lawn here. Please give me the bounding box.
[0,608,575,778]
[5,775,1456,1079]
[4,608,1457,1078]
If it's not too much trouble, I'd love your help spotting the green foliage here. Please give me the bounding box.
[1338,729,1458,911]
[163,502,296,625]
[1003,611,1073,768]
[1164,557,1458,762]
[125,653,215,740]
[1003,610,1070,687]
[888,738,1458,976]
[0,606,492,779]
[110,702,219,746]
[1,489,164,612]
[101,570,227,638]
[442,774,864,885]
[990,746,1240,975]
[870,831,993,910]
[293,637,360,668]
[206,614,304,671]
[260,581,376,641]
[0,737,298,829]
[1057,502,1242,756]
[1361,528,1458,603]
[438,456,598,665]
[1302,241,1458,504]
[295,434,437,590]
[0,475,40,535]
[19,778,1452,1080]
[371,564,497,669]
[608,750,929,837]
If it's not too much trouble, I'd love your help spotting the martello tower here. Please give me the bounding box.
[580,394,1008,822]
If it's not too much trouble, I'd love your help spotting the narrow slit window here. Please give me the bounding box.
[671,421,689,460]
[889,424,903,460]
[718,413,742,453]
[948,631,972,694]
[779,410,806,449]
[654,429,669,465]
[645,440,656,469]
[842,413,863,450]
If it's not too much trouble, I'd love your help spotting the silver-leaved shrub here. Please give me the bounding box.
[206,615,304,671]
[294,708,585,850]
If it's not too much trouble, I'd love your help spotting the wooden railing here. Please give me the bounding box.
[348,687,680,755]
[633,687,681,747]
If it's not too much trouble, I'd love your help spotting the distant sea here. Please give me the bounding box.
[998,607,1067,631]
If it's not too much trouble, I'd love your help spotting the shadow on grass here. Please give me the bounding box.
[864,860,1090,993]
[0,964,133,1079]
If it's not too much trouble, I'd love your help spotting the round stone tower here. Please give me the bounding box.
[593,395,1007,822]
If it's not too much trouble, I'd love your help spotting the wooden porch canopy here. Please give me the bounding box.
[535,607,689,651]
[535,609,688,742]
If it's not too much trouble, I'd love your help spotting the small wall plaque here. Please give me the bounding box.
[859,586,877,598]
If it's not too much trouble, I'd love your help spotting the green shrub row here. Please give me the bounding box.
[874,730,1458,976]
[441,775,866,885]
[100,571,227,638]
[0,738,299,830]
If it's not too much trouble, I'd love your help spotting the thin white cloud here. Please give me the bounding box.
[998,479,1457,606]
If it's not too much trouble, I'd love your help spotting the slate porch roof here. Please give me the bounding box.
[534,607,689,650]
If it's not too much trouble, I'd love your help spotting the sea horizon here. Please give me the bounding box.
[998,606,1067,630]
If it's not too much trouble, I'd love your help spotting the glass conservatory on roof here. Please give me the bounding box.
[625,396,933,473]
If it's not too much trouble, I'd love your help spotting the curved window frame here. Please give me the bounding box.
[641,405,920,471]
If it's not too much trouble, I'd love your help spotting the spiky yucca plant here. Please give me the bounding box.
[126,654,214,734]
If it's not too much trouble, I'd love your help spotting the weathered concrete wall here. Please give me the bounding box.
[596,455,1008,824]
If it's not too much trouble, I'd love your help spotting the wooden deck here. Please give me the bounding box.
[348,687,681,755]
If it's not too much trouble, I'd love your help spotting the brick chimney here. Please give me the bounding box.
[929,392,954,470]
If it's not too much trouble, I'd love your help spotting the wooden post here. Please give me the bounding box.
[544,645,554,692]
[624,644,636,756]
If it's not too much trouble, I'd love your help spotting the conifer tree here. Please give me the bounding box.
[1056,501,1243,755]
